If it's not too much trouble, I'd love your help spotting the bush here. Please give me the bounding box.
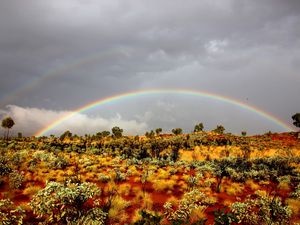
[29,180,105,224]
[133,210,163,225]
[0,199,25,225]
[113,169,126,182]
[75,207,107,225]
[48,155,69,170]
[98,173,111,183]
[290,183,300,199]
[0,156,12,176]
[164,189,214,223]
[213,207,238,225]
[9,170,24,189]
[231,191,292,225]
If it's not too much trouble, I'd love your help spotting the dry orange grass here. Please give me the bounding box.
[245,179,260,191]
[22,185,41,196]
[277,181,290,191]
[224,182,244,196]
[108,195,130,221]
[286,198,300,217]
[190,206,207,222]
[141,193,153,209]
[152,178,176,192]
[119,183,131,196]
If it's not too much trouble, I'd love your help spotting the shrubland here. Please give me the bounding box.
[0,131,300,224]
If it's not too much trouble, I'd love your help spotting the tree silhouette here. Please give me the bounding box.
[292,113,300,129]
[172,128,182,135]
[1,117,15,140]
[145,130,155,139]
[194,123,204,132]
[155,128,162,136]
[212,125,225,134]
[60,130,72,140]
[112,126,123,138]
[241,131,247,136]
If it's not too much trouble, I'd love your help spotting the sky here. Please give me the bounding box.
[0,0,299,136]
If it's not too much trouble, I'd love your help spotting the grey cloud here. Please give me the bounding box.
[0,0,299,134]
[0,105,148,136]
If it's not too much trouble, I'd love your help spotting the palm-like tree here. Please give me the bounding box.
[1,117,15,140]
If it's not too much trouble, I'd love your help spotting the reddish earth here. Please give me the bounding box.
[1,132,300,224]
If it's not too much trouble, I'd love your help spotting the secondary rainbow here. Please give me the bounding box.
[0,49,125,106]
[35,89,295,136]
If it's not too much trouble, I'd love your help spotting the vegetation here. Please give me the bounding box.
[1,117,15,140]
[111,126,123,138]
[194,123,204,132]
[172,128,183,135]
[292,113,300,129]
[0,122,300,224]
[212,125,225,134]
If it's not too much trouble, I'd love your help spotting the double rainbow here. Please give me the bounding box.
[35,89,294,136]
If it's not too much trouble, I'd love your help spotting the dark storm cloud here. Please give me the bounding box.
[0,0,299,135]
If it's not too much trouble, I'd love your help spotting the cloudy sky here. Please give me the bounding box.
[0,0,299,136]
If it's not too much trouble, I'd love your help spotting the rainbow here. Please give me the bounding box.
[35,89,295,136]
[0,49,127,106]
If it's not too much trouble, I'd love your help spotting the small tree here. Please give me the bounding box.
[101,130,110,137]
[241,131,247,137]
[292,113,300,129]
[96,130,110,139]
[214,159,231,193]
[17,132,22,139]
[194,123,204,132]
[112,126,123,138]
[212,125,225,134]
[145,130,155,139]
[155,128,162,136]
[172,128,182,135]
[60,130,72,140]
[1,117,15,140]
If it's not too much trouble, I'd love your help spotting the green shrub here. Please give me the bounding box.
[0,156,12,176]
[48,155,69,169]
[164,189,213,223]
[75,207,107,225]
[98,173,111,183]
[290,183,300,199]
[29,180,105,224]
[0,199,25,225]
[133,210,163,225]
[113,169,126,182]
[231,191,292,225]
[213,207,238,225]
[8,170,24,189]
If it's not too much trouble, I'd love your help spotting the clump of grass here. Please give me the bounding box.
[286,198,300,216]
[259,180,270,186]
[190,206,207,223]
[156,169,169,179]
[141,193,153,209]
[119,183,131,196]
[278,182,290,191]
[108,196,130,223]
[22,185,41,196]
[277,176,291,191]
[245,179,260,191]
[152,179,176,192]
[225,183,244,196]
[178,180,188,192]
